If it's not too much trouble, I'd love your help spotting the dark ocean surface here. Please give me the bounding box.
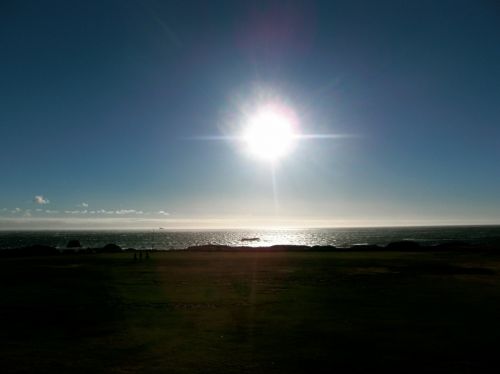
[1,226,500,250]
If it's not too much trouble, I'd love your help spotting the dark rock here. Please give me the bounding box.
[0,245,59,258]
[385,241,421,251]
[433,241,472,251]
[66,240,81,248]
[187,244,232,251]
[187,244,314,252]
[311,245,338,251]
[78,248,93,254]
[101,243,122,252]
[350,244,382,251]
[269,245,310,251]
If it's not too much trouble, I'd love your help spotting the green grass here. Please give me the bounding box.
[1,251,500,373]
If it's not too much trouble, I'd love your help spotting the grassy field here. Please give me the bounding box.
[1,251,500,373]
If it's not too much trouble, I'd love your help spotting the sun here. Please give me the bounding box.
[242,106,297,161]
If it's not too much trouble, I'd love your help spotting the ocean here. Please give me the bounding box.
[1,226,500,250]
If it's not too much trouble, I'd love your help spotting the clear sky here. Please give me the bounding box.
[1,0,499,229]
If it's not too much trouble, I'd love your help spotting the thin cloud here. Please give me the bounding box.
[79,202,89,208]
[64,210,87,214]
[158,210,170,216]
[44,208,151,216]
[96,209,114,215]
[116,209,133,215]
[34,195,50,205]
[115,209,145,215]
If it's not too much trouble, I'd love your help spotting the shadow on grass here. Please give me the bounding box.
[1,252,500,373]
[0,256,125,373]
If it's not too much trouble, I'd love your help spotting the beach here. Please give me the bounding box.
[2,250,500,373]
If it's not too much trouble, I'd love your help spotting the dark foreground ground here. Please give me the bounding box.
[1,251,500,373]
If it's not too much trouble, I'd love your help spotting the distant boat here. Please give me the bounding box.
[241,237,260,242]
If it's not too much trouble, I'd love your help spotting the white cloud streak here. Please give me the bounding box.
[115,209,142,215]
[65,210,88,214]
[8,206,168,217]
[34,195,50,205]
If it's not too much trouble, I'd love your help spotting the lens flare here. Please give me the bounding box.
[243,106,297,161]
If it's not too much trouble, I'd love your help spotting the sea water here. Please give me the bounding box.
[1,226,500,250]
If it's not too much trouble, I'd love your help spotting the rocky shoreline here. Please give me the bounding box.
[1,240,500,258]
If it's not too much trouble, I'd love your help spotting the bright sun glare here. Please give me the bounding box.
[243,106,297,161]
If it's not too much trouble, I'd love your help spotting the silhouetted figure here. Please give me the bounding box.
[134,252,137,261]
[139,251,143,260]
[146,251,150,259]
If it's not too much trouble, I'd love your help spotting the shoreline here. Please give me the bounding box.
[2,240,500,258]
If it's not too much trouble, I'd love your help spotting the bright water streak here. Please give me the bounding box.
[1,226,500,250]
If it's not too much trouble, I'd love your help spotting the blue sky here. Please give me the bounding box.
[1,0,499,229]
